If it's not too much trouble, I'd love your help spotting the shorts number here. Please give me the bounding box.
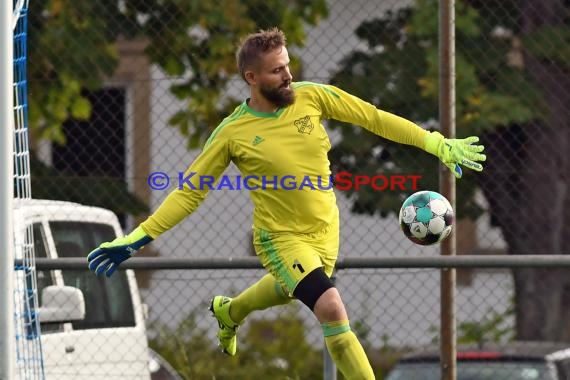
[292,260,305,274]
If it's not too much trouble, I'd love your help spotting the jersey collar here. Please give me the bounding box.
[243,99,286,118]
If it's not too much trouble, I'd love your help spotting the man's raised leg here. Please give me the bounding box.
[210,273,292,355]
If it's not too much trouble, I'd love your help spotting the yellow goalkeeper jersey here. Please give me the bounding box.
[141,81,429,237]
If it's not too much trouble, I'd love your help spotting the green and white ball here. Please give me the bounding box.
[399,190,454,246]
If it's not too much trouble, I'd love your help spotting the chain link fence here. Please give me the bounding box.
[19,0,570,379]
[28,257,570,379]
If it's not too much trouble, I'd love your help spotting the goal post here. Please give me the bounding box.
[0,0,15,379]
[4,1,44,379]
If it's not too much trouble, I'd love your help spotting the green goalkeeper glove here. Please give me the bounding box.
[87,226,153,277]
[424,131,486,179]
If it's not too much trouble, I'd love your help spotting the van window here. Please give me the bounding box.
[32,223,63,333]
[32,223,54,304]
[49,221,135,329]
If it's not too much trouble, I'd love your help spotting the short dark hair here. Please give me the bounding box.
[236,27,287,84]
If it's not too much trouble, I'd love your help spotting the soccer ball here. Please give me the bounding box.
[399,190,454,246]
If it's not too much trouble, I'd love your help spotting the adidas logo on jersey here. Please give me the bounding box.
[252,136,265,145]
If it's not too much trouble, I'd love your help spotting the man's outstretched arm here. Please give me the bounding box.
[313,83,486,178]
[87,128,232,277]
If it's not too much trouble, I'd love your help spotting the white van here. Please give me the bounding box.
[12,199,176,380]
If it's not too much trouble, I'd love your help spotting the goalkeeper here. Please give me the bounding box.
[87,28,485,379]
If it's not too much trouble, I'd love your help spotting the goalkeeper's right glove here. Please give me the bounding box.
[424,131,486,179]
[87,226,152,277]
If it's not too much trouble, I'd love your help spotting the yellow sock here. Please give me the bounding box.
[322,320,375,380]
[229,273,292,323]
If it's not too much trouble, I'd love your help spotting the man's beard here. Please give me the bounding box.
[260,81,295,108]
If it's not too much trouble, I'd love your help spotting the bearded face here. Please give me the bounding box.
[259,80,295,108]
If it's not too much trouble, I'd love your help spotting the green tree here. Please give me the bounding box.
[328,0,543,219]
[472,0,570,342]
[26,0,327,215]
[328,0,570,341]
[28,0,328,146]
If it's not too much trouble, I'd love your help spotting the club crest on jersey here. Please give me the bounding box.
[294,116,314,135]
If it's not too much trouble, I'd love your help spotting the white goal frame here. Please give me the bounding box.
[0,0,15,378]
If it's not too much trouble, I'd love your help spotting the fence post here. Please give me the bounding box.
[439,0,457,380]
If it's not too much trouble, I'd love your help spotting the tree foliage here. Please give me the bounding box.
[329,0,570,341]
[26,0,327,215]
[28,0,328,146]
[327,0,546,219]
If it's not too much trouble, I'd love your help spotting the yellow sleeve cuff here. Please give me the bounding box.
[424,131,444,156]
